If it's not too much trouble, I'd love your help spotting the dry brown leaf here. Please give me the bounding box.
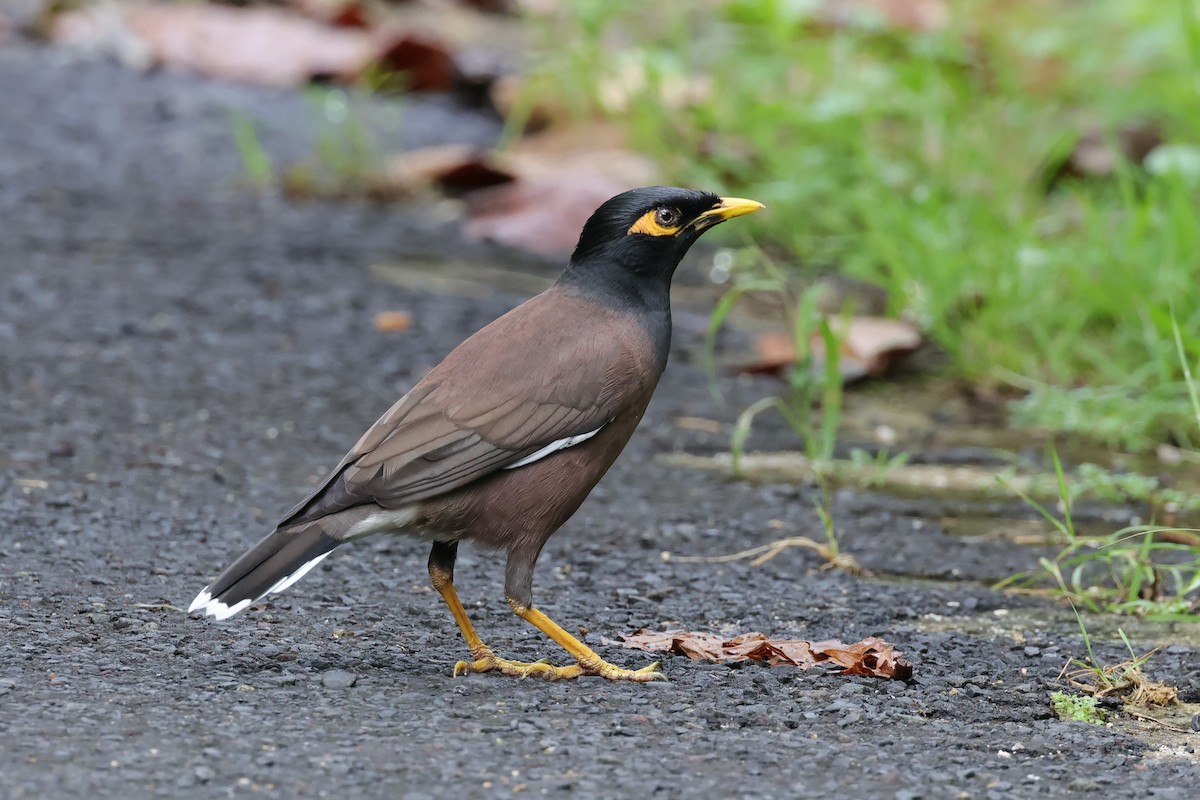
[376,32,457,92]
[463,180,616,257]
[460,126,660,256]
[615,629,913,681]
[740,317,921,381]
[291,0,374,29]
[330,2,372,30]
[125,4,375,87]
[53,3,458,90]
[742,332,797,376]
[384,144,514,194]
[373,310,413,332]
[826,315,922,369]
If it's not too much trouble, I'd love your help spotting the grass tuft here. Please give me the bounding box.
[1050,690,1106,724]
[230,112,273,189]
[997,311,1200,617]
[1058,611,1179,707]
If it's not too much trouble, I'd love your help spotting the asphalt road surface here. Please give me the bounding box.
[2,43,1198,799]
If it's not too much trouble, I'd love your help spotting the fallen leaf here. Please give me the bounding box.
[460,125,660,256]
[133,4,376,87]
[376,32,457,92]
[329,2,372,30]
[614,629,913,681]
[742,332,797,376]
[373,310,413,332]
[52,3,459,91]
[291,0,374,29]
[739,317,921,381]
[384,144,514,194]
[463,180,613,256]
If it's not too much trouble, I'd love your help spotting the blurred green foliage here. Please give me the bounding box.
[525,0,1200,452]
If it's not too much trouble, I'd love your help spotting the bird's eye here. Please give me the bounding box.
[655,207,681,227]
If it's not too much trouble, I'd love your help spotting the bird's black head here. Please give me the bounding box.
[561,186,764,302]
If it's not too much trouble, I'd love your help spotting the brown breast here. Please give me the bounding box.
[416,291,666,554]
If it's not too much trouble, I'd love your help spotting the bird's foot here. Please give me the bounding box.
[577,657,665,683]
[453,652,584,681]
[452,650,664,682]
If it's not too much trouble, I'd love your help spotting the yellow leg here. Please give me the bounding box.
[428,546,571,680]
[427,543,663,682]
[511,601,664,683]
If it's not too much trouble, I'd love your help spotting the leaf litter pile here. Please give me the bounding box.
[614,630,913,682]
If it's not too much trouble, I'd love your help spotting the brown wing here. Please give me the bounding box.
[277,290,646,528]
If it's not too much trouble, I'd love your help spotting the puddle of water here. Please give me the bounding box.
[938,513,1115,544]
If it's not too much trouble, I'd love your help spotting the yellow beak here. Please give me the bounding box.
[692,196,766,229]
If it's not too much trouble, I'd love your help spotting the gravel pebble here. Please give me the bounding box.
[322,670,359,690]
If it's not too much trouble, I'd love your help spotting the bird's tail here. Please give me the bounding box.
[188,524,341,620]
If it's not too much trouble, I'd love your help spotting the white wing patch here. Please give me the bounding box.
[504,424,605,470]
[344,507,418,540]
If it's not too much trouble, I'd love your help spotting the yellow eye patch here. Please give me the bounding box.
[627,209,682,237]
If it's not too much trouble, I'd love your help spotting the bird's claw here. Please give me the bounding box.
[578,658,666,683]
[453,653,664,682]
[453,653,584,681]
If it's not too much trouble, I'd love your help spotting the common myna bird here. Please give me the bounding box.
[189,186,764,681]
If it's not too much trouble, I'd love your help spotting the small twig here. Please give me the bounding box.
[672,537,819,564]
[1124,710,1190,732]
[673,536,864,575]
[132,603,185,612]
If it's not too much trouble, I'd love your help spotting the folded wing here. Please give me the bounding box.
[278,302,631,529]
